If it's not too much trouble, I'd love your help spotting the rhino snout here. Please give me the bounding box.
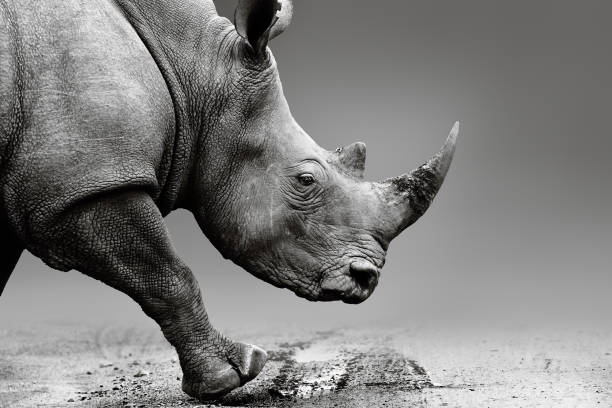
[350,260,380,291]
[320,260,380,304]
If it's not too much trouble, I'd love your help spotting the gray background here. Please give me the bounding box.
[1,0,611,330]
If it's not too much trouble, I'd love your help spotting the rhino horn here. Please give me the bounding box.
[377,122,459,240]
[338,142,367,179]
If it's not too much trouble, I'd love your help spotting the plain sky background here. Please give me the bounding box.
[1,0,611,331]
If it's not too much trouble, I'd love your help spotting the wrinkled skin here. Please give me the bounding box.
[197,66,390,304]
[0,0,457,400]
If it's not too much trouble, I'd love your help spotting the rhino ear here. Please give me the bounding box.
[235,0,293,54]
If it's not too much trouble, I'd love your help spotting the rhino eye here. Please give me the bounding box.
[297,173,316,186]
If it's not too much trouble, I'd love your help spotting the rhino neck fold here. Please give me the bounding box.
[113,0,226,214]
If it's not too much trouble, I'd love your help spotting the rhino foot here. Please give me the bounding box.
[181,342,268,401]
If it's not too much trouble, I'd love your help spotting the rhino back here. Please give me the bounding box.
[0,0,176,239]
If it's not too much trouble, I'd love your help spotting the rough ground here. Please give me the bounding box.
[0,323,611,407]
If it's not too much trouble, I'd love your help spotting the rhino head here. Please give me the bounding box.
[188,0,458,304]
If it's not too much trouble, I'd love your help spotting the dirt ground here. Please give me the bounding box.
[1,323,611,407]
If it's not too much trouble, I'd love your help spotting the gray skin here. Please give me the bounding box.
[0,0,458,400]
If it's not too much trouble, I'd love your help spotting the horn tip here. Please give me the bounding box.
[452,120,460,133]
[428,122,459,176]
[446,121,460,146]
[441,121,459,156]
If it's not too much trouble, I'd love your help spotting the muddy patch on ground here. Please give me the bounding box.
[220,330,431,407]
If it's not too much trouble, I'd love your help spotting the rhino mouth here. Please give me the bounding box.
[319,260,380,304]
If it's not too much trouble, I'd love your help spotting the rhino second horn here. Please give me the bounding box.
[338,142,367,179]
[379,122,459,239]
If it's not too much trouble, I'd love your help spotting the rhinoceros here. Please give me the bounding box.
[0,0,457,400]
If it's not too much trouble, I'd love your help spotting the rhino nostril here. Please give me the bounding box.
[349,261,379,291]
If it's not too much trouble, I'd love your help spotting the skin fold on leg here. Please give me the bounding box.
[29,190,266,400]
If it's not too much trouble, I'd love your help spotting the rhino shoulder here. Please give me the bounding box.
[1,0,177,242]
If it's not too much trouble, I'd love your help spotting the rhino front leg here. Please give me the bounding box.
[32,190,266,400]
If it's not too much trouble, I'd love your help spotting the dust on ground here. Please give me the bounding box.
[0,323,611,407]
